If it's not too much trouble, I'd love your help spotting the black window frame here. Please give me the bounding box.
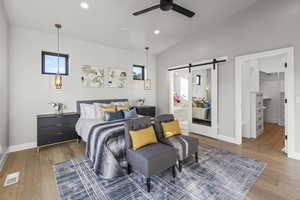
[41,51,69,75]
[132,64,145,80]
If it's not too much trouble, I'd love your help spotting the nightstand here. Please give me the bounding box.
[37,112,80,152]
[133,106,156,117]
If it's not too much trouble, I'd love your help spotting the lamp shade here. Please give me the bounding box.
[55,73,62,89]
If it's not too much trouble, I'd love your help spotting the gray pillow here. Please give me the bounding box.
[123,108,138,119]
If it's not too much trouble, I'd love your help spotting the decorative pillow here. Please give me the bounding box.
[123,108,138,119]
[80,104,96,119]
[94,103,110,120]
[106,110,124,121]
[161,120,182,138]
[100,105,117,113]
[203,103,210,108]
[112,101,129,106]
[129,126,158,150]
[117,105,129,111]
[194,100,204,108]
[192,101,197,107]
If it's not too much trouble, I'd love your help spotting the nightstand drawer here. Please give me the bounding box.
[37,113,80,150]
[134,106,156,117]
[139,110,155,116]
[38,127,77,146]
[38,116,78,128]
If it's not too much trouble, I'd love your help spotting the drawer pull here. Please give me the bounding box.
[56,132,64,135]
[56,123,63,127]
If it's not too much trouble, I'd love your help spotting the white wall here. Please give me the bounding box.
[261,73,283,124]
[258,54,286,73]
[0,0,9,161]
[9,27,157,146]
[157,0,300,154]
[241,60,260,138]
[173,70,189,99]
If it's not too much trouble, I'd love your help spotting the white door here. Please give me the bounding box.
[189,64,218,138]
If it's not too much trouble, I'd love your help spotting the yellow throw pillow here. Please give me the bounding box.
[117,105,129,111]
[129,126,158,150]
[100,105,116,113]
[161,120,182,138]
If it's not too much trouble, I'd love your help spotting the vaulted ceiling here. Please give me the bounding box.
[3,0,258,54]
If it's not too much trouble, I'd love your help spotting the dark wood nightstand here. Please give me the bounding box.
[133,106,156,117]
[37,112,80,152]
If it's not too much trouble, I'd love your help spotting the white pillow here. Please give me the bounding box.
[94,103,111,120]
[112,101,129,106]
[80,104,97,119]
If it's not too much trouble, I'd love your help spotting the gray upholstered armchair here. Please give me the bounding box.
[124,117,177,192]
[154,114,199,172]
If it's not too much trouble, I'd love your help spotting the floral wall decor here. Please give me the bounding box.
[108,69,127,88]
[81,65,105,88]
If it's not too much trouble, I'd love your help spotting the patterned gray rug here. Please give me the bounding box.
[53,144,266,200]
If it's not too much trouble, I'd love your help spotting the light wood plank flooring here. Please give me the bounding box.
[1,123,300,200]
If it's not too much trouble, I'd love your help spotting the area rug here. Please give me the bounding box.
[53,144,267,200]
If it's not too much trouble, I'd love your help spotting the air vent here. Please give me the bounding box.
[4,172,20,187]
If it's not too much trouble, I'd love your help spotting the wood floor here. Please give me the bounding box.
[1,123,300,200]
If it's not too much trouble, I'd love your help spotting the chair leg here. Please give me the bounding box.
[178,160,182,172]
[172,165,176,178]
[195,152,199,163]
[127,164,132,175]
[146,177,151,192]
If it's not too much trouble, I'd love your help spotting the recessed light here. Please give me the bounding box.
[154,30,160,35]
[80,2,89,9]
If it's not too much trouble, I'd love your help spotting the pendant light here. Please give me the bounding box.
[144,47,152,90]
[55,24,62,89]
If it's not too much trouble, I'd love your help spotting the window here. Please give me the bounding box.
[132,65,145,80]
[42,51,69,75]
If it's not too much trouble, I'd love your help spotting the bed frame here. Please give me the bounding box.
[76,99,128,114]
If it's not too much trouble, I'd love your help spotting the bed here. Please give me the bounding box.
[192,107,210,120]
[75,99,132,179]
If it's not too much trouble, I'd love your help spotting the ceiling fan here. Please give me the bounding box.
[133,0,195,18]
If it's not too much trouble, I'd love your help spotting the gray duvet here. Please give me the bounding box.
[79,119,128,179]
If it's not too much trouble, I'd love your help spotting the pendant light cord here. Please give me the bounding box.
[145,47,149,79]
[57,25,60,74]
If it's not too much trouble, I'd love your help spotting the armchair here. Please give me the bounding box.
[154,114,199,172]
[124,117,177,192]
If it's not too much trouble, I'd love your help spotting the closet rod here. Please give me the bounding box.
[168,59,226,72]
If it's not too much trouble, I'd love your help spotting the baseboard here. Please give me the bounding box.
[8,142,37,153]
[0,151,8,172]
[217,135,241,145]
[288,152,300,161]
[265,120,279,124]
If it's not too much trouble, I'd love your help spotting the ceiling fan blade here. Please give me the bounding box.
[172,3,195,18]
[133,5,160,16]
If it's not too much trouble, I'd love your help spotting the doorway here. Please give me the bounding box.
[235,47,295,158]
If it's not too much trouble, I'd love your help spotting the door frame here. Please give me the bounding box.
[235,47,295,159]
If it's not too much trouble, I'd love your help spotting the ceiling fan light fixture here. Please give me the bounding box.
[132,0,195,18]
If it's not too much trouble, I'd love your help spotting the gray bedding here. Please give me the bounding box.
[84,120,128,179]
